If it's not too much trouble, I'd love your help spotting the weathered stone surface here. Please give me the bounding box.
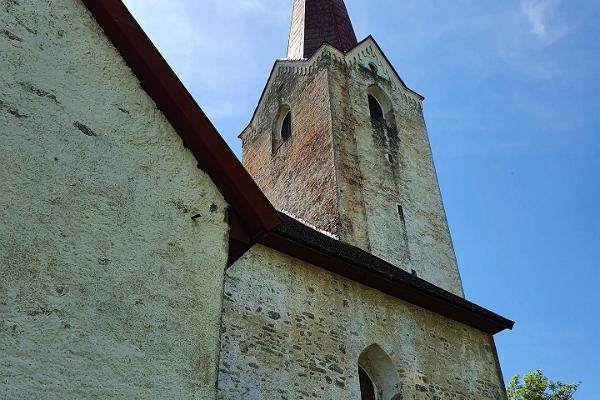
[1,1,509,399]
[242,63,340,236]
[0,1,228,398]
[241,40,464,296]
[218,245,506,399]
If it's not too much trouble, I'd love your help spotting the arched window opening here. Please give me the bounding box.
[368,94,384,120]
[367,85,393,127]
[358,344,401,400]
[281,111,292,140]
[272,105,292,153]
[359,366,376,400]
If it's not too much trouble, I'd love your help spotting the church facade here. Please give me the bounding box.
[0,0,513,399]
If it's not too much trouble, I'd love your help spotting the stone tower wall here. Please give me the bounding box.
[217,245,507,399]
[329,43,464,296]
[241,61,340,235]
[242,43,464,296]
[0,1,229,398]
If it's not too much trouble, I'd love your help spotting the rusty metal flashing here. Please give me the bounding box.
[259,213,514,335]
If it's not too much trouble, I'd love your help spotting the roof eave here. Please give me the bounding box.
[258,213,514,335]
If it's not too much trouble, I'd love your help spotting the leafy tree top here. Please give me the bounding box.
[507,370,581,400]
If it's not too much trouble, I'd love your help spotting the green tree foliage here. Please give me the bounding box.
[507,370,580,400]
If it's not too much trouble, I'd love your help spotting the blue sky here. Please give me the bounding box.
[123,0,600,396]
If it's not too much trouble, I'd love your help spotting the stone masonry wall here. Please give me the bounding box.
[243,42,464,296]
[0,1,229,398]
[329,41,465,296]
[241,61,340,235]
[218,245,506,400]
[331,57,409,268]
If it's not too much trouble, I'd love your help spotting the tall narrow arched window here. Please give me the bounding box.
[281,111,292,140]
[272,105,292,153]
[358,344,401,400]
[367,85,394,125]
[368,94,384,120]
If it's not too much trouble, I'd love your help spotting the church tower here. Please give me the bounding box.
[241,0,464,297]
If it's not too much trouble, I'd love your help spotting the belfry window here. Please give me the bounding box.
[273,105,292,153]
[368,94,384,120]
[281,111,292,140]
[367,85,395,127]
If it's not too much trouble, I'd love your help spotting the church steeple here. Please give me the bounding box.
[287,0,358,59]
[241,1,466,297]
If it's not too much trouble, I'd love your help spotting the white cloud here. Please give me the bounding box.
[520,0,570,44]
[123,0,212,84]
[522,0,550,37]
[488,0,579,80]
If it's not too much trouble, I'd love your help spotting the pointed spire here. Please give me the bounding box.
[287,0,358,59]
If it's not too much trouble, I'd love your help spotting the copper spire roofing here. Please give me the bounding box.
[287,0,358,59]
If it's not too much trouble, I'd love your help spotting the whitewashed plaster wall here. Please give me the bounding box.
[0,0,229,398]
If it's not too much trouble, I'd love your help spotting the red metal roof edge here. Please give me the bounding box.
[81,0,280,237]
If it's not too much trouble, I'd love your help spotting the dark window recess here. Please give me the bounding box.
[359,366,376,400]
[397,205,406,226]
[368,94,384,120]
[281,111,292,140]
[398,204,411,260]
